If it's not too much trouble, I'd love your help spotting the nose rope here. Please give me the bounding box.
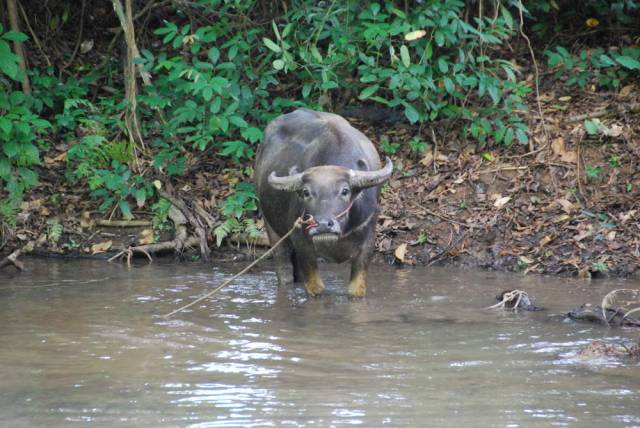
[302,192,362,232]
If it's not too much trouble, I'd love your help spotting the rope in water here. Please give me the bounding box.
[162,216,310,318]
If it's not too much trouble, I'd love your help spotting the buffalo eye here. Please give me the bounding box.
[302,188,311,198]
[341,187,350,196]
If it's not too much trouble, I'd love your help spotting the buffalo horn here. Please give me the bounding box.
[268,170,305,192]
[349,157,393,189]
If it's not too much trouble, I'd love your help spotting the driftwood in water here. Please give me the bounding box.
[0,249,24,271]
[567,304,640,327]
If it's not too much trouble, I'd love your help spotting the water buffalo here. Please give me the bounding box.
[254,108,392,297]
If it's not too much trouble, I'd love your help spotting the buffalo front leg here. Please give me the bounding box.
[348,251,371,297]
[266,223,294,286]
[294,251,325,297]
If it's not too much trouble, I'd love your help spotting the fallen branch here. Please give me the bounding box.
[567,103,640,123]
[0,249,24,271]
[109,204,191,265]
[96,219,152,227]
[228,232,270,248]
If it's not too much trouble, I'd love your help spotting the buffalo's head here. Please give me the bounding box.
[268,158,393,242]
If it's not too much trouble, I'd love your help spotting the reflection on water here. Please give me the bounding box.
[1,259,640,426]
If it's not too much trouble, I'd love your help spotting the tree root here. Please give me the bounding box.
[0,249,24,271]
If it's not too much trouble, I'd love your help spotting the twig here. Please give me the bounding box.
[409,200,479,229]
[96,219,152,227]
[162,217,307,318]
[517,0,547,149]
[428,231,468,266]
[59,0,86,76]
[431,128,438,174]
[477,165,529,174]
[576,135,587,206]
[17,1,52,67]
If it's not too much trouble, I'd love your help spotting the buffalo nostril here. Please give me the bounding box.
[327,220,334,227]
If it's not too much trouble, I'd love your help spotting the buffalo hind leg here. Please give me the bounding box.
[266,223,294,286]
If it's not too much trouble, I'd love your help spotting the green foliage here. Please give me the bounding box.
[0,24,27,81]
[151,197,172,229]
[408,137,428,154]
[264,1,528,147]
[87,161,155,219]
[608,154,620,168]
[546,46,640,90]
[584,118,608,135]
[379,136,400,155]
[0,27,51,223]
[585,164,603,180]
[213,182,258,245]
[47,219,63,243]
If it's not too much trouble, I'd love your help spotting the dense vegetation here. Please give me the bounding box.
[0,0,638,249]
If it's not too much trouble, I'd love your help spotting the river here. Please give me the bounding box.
[1,259,639,426]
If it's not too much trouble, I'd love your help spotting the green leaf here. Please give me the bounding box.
[229,115,248,128]
[515,128,528,145]
[443,77,454,94]
[599,54,616,67]
[17,167,37,187]
[400,45,410,68]
[359,84,379,100]
[504,127,514,145]
[302,83,312,98]
[263,37,281,53]
[437,58,448,73]
[0,117,12,134]
[3,140,18,158]
[404,104,420,124]
[272,59,285,70]
[434,30,444,47]
[584,119,600,135]
[134,188,147,208]
[119,200,133,219]
[0,49,18,79]
[2,31,27,42]
[616,55,640,70]
[208,47,220,64]
[0,157,9,179]
[241,127,263,143]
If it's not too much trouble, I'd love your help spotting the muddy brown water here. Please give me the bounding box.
[1,260,639,427]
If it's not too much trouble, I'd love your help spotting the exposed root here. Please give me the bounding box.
[0,249,24,271]
[109,189,214,264]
